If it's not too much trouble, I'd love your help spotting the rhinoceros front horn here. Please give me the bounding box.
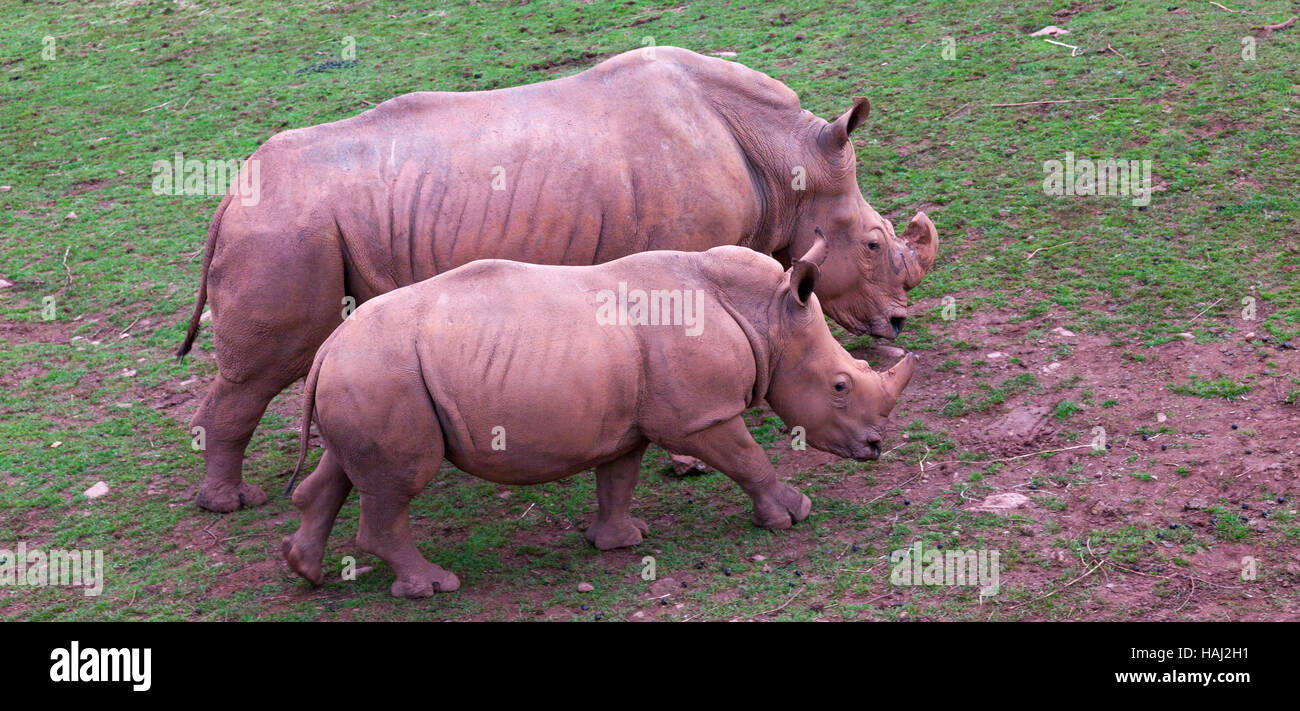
[881,352,917,402]
[899,212,938,290]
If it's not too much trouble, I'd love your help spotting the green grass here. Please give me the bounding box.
[942,372,1038,417]
[2,0,1298,621]
[1166,375,1253,400]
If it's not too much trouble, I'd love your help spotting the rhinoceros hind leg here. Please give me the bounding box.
[585,443,651,550]
[357,491,460,598]
[192,373,288,512]
[283,450,353,586]
[669,417,811,530]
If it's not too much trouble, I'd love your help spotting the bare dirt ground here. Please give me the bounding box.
[115,299,1297,621]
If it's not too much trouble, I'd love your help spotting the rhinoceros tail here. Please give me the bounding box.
[285,333,330,494]
[175,191,233,360]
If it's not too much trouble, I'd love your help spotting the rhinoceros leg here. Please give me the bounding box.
[585,443,652,550]
[192,238,346,513]
[283,449,353,585]
[191,373,287,512]
[357,487,461,598]
[670,417,811,530]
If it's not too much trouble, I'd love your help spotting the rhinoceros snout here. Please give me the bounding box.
[854,439,882,462]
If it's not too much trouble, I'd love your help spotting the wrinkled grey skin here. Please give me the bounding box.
[178,46,937,511]
[282,244,917,597]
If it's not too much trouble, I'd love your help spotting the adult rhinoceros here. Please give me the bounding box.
[177,46,938,512]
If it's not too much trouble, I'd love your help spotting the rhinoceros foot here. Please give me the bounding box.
[752,484,812,530]
[668,454,713,477]
[281,533,325,586]
[196,480,267,513]
[391,565,461,598]
[585,516,650,551]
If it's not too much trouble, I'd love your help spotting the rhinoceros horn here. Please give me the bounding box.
[881,352,917,401]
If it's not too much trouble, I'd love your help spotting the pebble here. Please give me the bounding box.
[83,481,110,499]
[577,582,594,593]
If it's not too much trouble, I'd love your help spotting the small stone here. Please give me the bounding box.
[65,211,77,220]
[50,441,62,448]
[577,582,594,593]
[0,278,12,289]
[1231,423,1238,429]
[1184,498,1209,510]
[83,481,109,499]
[1156,412,1167,423]
[751,554,766,562]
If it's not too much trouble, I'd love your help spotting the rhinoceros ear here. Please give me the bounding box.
[818,96,870,153]
[788,229,827,307]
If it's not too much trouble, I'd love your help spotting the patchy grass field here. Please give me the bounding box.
[1,0,1297,621]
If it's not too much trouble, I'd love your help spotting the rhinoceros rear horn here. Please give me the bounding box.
[818,96,870,153]
[881,352,917,402]
[804,228,829,266]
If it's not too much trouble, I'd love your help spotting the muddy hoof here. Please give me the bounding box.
[196,481,268,512]
[753,485,812,530]
[391,567,460,598]
[238,482,268,507]
[282,534,324,586]
[668,454,712,477]
[585,517,650,550]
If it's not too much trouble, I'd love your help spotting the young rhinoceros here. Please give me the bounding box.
[282,239,916,597]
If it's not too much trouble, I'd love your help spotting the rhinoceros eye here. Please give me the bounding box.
[834,382,847,392]
[868,242,880,251]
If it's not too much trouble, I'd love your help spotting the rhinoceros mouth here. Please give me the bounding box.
[852,440,882,462]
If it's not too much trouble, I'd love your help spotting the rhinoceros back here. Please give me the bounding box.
[228,48,803,306]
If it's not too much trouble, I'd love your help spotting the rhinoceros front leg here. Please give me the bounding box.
[672,417,811,530]
[585,443,651,550]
